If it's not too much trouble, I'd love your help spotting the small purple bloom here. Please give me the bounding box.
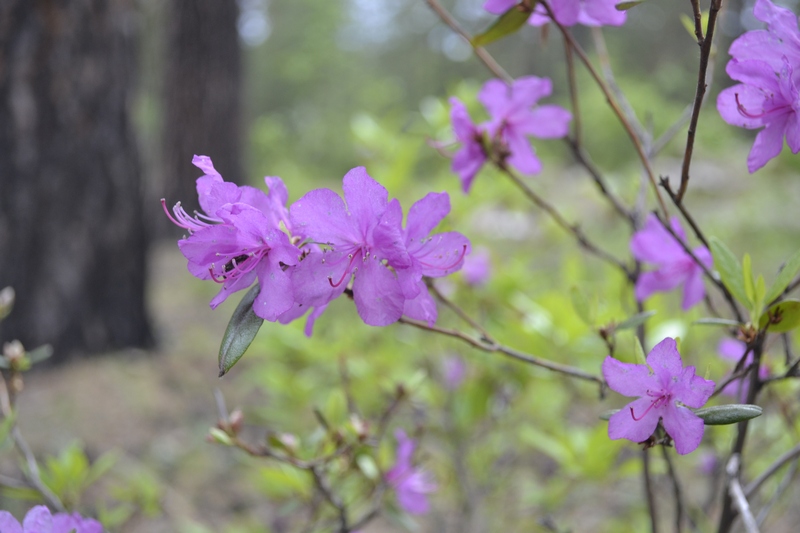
[289,167,411,327]
[602,338,715,455]
[394,192,471,326]
[442,355,467,390]
[630,214,712,310]
[0,506,103,533]
[164,155,299,320]
[484,0,626,28]
[450,97,488,193]
[717,338,769,400]
[462,247,492,286]
[479,77,571,176]
[386,430,437,515]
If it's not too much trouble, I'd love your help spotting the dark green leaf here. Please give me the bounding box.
[472,3,534,47]
[218,284,264,376]
[758,299,800,333]
[694,404,762,425]
[599,409,619,421]
[616,310,656,331]
[765,248,800,303]
[709,237,750,307]
[616,0,645,10]
[693,317,742,327]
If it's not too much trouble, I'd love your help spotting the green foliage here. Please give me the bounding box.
[40,443,117,509]
[472,3,534,47]
[219,284,264,376]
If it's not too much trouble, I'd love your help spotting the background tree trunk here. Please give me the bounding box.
[0,0,152,360]
[159,0,243,224]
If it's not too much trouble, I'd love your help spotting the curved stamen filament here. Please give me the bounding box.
[328,253,359,288]
[629,393,669,421]
[735,93,785,120]
[417,244,468,271]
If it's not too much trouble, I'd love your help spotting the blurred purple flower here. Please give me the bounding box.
[479,77,571,176]
[442,355,467,390]
[630,214,712,310]
[450,98,488,193]
[0,506,103,533]
[717,0,800,172]
[717,338,769,401]
[386,430,437,514]
[484,0,626,28]
[697,451,718,475]
[602,337,715,455]
[462,247,492,286]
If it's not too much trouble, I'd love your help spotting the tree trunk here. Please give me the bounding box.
[0,0,153,360]
[160,0,243,223]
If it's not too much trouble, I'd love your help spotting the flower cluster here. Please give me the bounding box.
[0,506,102,533]
[483,0,626,28]
[717,0,800,172]
[630,214,712,310]
[386,430,437,515]
[602,338,715,455]
[164,158,470,333]
[450,76,571,192]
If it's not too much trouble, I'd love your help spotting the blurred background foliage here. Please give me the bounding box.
[3,0,800,531]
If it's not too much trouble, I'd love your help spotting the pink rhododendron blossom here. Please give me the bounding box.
[602,337,715,455]
[479,77,572,175]
[164,155,299,320]
[289,167,411,327]
[386,430,437,514]
[394,192,471,326]
[630,214,712,310]
[450,98,488,193]
[717,338,769,401]
[484,0,626,28]
[462,247,492,286]
[0,506,103,533]
[717,0,800,172]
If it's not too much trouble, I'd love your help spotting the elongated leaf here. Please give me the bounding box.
[694,404,762,425]
[765,248,800,303]
[617,0,646,10]
[742,253,755,304]
[616,310,656,331]
[472,3,534,47]
[709,237,750,307]
[693,317,742,327]
[218,284,264,376]
[758,299,800,333]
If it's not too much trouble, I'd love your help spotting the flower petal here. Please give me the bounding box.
[352,260,404,326]
[342,167,389,235]
[661,404,706,455]
[402,281,438,326]
[505,130,542,175]
[747,116,788,173]
[513,105,572,138]
[405,192,450,242]
[607,397,660,444]
[22,506,51,533]
[0,511,23,533]
[646,338,684,386]
[602,356,657,397]
[290,188,357,246]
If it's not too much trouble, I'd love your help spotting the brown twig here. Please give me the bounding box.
[744,441,800,498]
[567,139,635,224]
[661,445,687,533]
[643,448,659,533]
[677,0,724,203]
[564,38,582,146]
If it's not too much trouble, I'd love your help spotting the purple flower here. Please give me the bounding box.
[484,0,626,28]
[442,355,467,390]
[630,214,712,310]
[386,430,437,515]
[289,167,411,327]
[394,192,471,326]
[164,155,299,320]
[462,247,492,286]
[479,77,571,175]
[717,0,800,172]
[602,338,715,455]
[717,338,769,400]
[450,97,488,193]
[0,506,103,533]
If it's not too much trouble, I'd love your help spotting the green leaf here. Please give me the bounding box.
[765,248,800,303]
[599,409,620,421]
[356,454,379,480]
[693,317,742,327]
[754,274,766,322]
[758,299,800,333]
[616,310,656,331]
[570,286,595,326]
[218,284,264,377]
[617,0,646,10]
[694,404,762,425]
[742,253,755,304]
[709,237,750,307]
[472,3,534,47]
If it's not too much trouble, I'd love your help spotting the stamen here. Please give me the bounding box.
[735,93,785,119]
[328,253,359,287]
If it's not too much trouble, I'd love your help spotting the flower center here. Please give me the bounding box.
[629,389,672,421]
[210,250,265,284]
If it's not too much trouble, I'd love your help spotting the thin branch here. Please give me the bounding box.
[424,0,512,83]
[542,1,669,219]
[501,166,634,279]
[661,445,686,533]
[396,316,606,390]
[744,441,800,498]
[652,105,693,157]
[677,0,724,202]
[427,280,493,342]
[658,177,711,248]
[564,38,582,146]
[643,448,659,533]
[310,465,349,533]
[689,0,704,42]
[755,457,797,527]
[726,454,761,533]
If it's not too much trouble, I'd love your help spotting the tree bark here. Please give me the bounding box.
[160,0,243,224]
[0,0,152,359]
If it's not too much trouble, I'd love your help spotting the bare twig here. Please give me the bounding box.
[661,445,687,533]
[677,0,724,202]
[643,448,659,533]
[310,465,349,533]
[726,454,761,533]
[564,38,582,146]
[745,441,800,498]
[427,281,493,342]
[567,139,634,224]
